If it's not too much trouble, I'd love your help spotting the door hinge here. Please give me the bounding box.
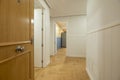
[41,28,43,31]
[41,60,43,63]
[41,44,44,47]
[42,12,44,15]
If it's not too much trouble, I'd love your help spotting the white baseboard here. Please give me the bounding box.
[66,54,86,58]
[43,59,50,68]
[86,68,94,80]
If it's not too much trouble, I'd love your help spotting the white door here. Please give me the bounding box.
[34,9,43,67]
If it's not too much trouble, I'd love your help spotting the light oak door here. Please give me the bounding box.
[0,0,34,80]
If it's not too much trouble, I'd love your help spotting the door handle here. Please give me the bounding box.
[16,46,25,53]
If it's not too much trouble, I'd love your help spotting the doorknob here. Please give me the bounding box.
[16,46,25,53]
[20,46,25,52]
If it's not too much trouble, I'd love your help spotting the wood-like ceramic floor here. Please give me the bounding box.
[35,48,90,80]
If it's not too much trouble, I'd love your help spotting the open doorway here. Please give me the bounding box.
[50,21,67,65]
[55,21,67,52]
[55,22,67,51]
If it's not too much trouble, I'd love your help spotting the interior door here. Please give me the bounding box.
[61,32,66,48]
[0,0,34,80]
[34,9,43,67]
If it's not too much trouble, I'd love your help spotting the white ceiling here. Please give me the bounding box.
[45,0,87,17]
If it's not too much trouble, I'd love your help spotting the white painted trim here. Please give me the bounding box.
[51,14,87,18]
[66,55,85,58]
[86,68,94,80]
[43,59,50,68]
[39,0,50,68]
[54,22,58,54]
[39,0,49,10]
[88,21,120,34]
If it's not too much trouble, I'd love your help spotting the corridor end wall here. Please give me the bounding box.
[50,16,87,57]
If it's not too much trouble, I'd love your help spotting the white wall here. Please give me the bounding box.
[34,9,42,67]
[87,0,120,80]
[67,16,87,57]
[50,16,87,57]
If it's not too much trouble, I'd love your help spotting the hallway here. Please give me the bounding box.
[35,48,90,80]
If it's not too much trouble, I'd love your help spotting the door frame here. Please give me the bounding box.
[53,21,68,55]
[34,5,44,68]
[34,8,43,68]
[34,0,51,68]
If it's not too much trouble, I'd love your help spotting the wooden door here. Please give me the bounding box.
[0,0,34,80]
